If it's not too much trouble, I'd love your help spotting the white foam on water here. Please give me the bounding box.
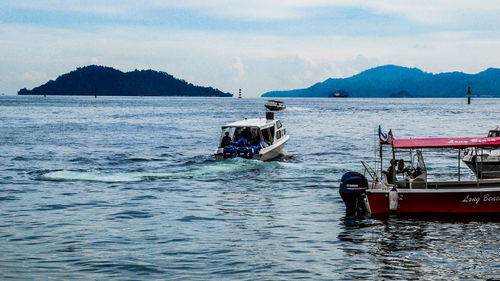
[41,170,157,182]
[169,158,279,178]
[286,106,310,111]
[41,158,280,183]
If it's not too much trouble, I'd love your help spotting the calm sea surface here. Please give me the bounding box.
[1,96,499,280]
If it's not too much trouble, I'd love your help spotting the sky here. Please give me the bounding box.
[1,1,500,97]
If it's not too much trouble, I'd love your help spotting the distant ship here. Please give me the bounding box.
[238,88,242,98]
[264,100,286,111]
[328,90,349,98]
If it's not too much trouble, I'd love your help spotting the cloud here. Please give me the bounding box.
[3,21,500,96]
[2,1,500,96]
[4,0,500,25]
[230,57,245,82]
[145,0,500,25]
[22,71,47,82]
[2,0,132,17]
[363,0,500,25]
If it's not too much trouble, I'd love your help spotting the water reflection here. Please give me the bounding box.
[338,215,500,280]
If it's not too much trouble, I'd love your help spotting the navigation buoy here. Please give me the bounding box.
[467,86,471,104]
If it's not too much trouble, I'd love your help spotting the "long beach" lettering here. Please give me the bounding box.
[462,194,500,204]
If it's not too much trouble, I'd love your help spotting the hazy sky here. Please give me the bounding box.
[1,1,500,96]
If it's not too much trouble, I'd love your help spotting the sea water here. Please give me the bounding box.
[1,96,499,280]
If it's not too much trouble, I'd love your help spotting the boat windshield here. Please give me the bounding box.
[220,126,263,147]
[221,127,235,136]
[261,126,274,145]
[415,150,426,170]
[488,130,500,137]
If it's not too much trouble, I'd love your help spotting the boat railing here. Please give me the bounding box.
[361,160,380,182]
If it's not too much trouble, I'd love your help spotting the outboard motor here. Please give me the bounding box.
[223,145,237,159]
[236,147,254,159]
[339,171,369,218]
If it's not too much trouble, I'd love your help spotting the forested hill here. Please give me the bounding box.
[261,65,500,98]
[18,65,233,97]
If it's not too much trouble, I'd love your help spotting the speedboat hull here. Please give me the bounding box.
[463,158,500,179]
[264,104,285,111]
[214,135,288,161]
[215,115,288,161]
[462,129,500,178]
[257,137,287,161]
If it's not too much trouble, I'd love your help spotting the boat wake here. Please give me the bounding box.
[286,106,310,112]
[37,158,279,183]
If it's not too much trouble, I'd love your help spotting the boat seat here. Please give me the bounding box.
[396,179,409,189]
[411,177,427,189]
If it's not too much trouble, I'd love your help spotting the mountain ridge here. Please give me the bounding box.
[18,65,233,97]
[261,65,500,98]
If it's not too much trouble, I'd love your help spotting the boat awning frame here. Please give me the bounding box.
[392,136,500,149]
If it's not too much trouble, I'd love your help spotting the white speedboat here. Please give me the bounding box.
[463,127,500,178]
[214,112,289,161]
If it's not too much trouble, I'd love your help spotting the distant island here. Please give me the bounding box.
[262,65,500,98]
[18,65,233,97]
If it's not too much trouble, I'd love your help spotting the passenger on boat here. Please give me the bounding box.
[236,137,248,147]
[221,132,232,147]
[259,141,269,148]
[409,166,424,179]
[385,159,396,184]
[241,128,252,140]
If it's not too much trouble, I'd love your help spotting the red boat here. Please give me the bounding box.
[339,134,500,217]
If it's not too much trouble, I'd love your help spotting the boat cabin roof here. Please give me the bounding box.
[222,118,278,130]
[488,129,500,137]
[266,100,284,104]
[392,136,500,149]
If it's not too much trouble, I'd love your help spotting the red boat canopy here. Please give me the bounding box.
[392,136,500,149]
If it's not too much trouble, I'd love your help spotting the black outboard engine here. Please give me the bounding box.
[223,146,237,159]
[223,145,254,159]
[236,147,254,159]
[339,171,369,218]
